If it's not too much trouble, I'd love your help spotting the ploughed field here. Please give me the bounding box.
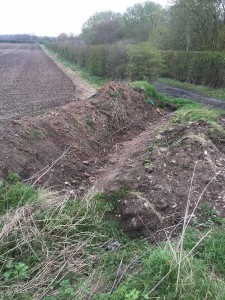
[0,43,76,121]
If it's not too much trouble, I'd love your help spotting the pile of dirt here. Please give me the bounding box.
[0,82,162,191]
[90,81,155,133]
[89,81,166,147]
[96,120,225,241]
[1,78,225,241]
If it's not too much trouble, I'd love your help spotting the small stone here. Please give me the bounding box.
[146,165,154,173]
[103,240,121,251]
[88,176,96,183]
[156,199,168,209]
[69,190,75,198]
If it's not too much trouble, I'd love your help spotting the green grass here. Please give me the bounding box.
[0,172,38,214]
[158,78,225,101]
[0,188,149,299]
[1,177,225,298]
[42,46,107,89]
[131,81,225,125]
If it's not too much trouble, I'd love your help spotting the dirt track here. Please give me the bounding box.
[155,82,225,110]
[0,43,77,121]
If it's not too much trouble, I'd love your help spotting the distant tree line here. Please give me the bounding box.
[48,0,225,87]
[0,34,56,44]
[60,0,224,51]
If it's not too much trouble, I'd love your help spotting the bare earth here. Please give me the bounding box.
[0,43,78,121]
[0,45,225,241]
[42,46,96,100]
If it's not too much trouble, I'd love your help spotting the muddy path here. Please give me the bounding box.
[154,82,225,110]
[0,43,78,122]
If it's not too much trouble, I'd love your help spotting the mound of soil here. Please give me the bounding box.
[0,82,162,191]
[96,120,225,241]
[3,78,224,241]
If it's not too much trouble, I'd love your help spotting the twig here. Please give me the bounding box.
[110,256,124,294]
[36,261,67,300]
[114,121,134,134]
[110,256,142,294]
[176,161,198,290]
[30,147,71,187]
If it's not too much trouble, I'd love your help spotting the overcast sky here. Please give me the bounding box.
[0,0,170,37]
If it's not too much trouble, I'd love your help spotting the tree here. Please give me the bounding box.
[57,33,69,42]
[81,11,124,44]
[123,2,165,42]
[168,0,225,51]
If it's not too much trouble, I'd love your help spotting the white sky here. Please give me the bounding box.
[0,0,170,37]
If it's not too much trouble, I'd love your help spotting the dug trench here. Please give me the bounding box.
[1,81,225,241]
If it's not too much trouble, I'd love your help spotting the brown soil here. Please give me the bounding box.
[96,120,225,241]
[0,43,77,122]
[1,45,225,241]
[42,47,96,100]
[0,82,162,192]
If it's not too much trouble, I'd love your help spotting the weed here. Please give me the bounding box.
[184,226,225,277]
[145,145,154,152]
[6,172,21,184]
[195,203,224,227]
[96,247,225,299]
[45,280,76,300]
[2,260,29,282]
[180,162,190,170]
[0,173,38,214]
[94,189,129,213]
[130,81,158,99]
[142,158,152,166]
[31,129,43,139]
[173,107,224,124]
[86,115,96,132]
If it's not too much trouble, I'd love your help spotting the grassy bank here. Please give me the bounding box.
[1,174,225,299]
[131,81,225,126]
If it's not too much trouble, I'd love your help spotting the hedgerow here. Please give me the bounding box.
[46,42,225,87]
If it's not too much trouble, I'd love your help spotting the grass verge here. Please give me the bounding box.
[158,78,225,101]
[131,81,225,125]
[42,46,107,89]
[1,176,225,299]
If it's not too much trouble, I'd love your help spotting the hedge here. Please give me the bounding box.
[46,42,225,87]
[162,51,225,88]
[45,42,163,81]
